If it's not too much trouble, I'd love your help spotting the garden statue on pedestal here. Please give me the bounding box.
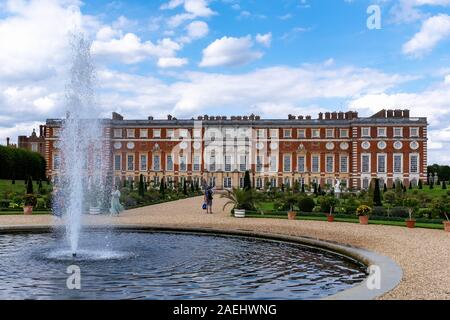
[334,178,341,197]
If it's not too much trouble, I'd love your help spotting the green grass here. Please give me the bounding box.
[0,211,51,216]
[245,213,445,229]
[0,179,50,195]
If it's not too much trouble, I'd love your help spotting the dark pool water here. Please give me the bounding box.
[0,231,367,300]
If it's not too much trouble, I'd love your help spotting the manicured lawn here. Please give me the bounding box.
[0,211,51,216]
[245,213,445,229]
[0,179,49,195]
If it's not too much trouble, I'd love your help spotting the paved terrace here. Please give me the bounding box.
[0,196,449,300]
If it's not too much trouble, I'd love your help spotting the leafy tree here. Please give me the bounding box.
[404,196,419,221]
[431,196,450,219]
[383,191,396,217]
[293,180,300,193]
[318,196,339,214]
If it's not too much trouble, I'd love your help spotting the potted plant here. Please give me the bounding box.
[356,205,371,225]
[404,197,419,228]
[221,188,255,218]
[284,194,298,220]
[431,196,450,232]
[318,195,339,222]
[444,213,450,232]
[23,194,37,215]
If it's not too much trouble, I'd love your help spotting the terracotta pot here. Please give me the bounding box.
[443,221,450,232]
[23,206,33,215]
[288,211,297,220]
[405,219,416,229]
[327,215,335,222]
[234,209,246,218]
[359,215,369,225]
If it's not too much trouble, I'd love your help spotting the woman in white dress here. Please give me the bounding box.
[110,186,124,216]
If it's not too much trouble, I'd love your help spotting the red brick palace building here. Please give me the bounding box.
[43,109,428,190]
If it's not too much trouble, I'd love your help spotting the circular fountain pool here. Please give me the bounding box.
[0,230,367,300]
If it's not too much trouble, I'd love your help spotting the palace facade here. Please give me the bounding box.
[44,109,428,190]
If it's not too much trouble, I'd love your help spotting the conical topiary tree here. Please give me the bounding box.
[409,182,413,190]
[159,177,165,196]
[373,178,382,206]
[301,183,305,194]
[182,179,187,195]
[26,176,34,194]
[418,179,423,189]
[190,180,195,193]
[243,170,251,190]
[317,184,322,195]
[138,174,145,197]
[443,181,447,190]
[383,183,387,193]
[313,183,318,195]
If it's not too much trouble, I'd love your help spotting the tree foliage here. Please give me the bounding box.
[0,146,46,180]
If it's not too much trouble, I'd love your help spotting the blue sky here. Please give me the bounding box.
[0,0,450,163]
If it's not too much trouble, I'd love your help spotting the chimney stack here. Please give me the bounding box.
[6,137,10,147]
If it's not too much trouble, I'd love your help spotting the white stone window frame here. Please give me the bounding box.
[312,129,321,139]
[140,154,148,172]
[193,155,201,172]
[361,153,371,173]
[153,129,161,138]
[269,129,278,138]
[113,129,122,138]
[361,127,371,138]
[339,129,349,138]
[114,154,122,171]
[393,127,403,138]
[283,129,292,138]
[140,129,148,138]
[297,155,306,173]
[166,154,174,172]
[311,154,320,173]
[339,154,348,173]
[283,154,292,173]
[256,155,264,173]
[377,153,387,174]
[179,155,187,172]
[410,127,419,138]
[166,129,175,139]
[393,153,403,174]
[326,128,335,138]
[269,155,278,173]
[410,153,419,174]
[126,129,135,138]
[377,127,387,138]
[297,129,306,139]
[325,154,334,173]
[153,155,161,171]
[127,154,134,172]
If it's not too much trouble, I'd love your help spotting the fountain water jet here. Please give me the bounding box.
[54,33,108,257]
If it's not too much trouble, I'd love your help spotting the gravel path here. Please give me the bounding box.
[1,196,449,300]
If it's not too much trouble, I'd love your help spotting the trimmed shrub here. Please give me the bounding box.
[372,206,387,216]
[298,196,315,212]
[390,207,409,218]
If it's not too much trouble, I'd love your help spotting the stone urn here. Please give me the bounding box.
[405,219,416,229]
[234,209,246,218]
[443,221,450,232]
[23,206,33,215]
[359,215,369,225]
[288,211,297,220]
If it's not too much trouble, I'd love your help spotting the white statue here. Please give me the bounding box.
[334,178,341,193]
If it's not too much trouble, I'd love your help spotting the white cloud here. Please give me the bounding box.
[0,0,98,81]
[162,0,216,28]
[178,20,209,43]
[255,32,272,47]
[403,14,450,56]
[199,36,263,67]
[92,33,183,64]
[157,57,189,68]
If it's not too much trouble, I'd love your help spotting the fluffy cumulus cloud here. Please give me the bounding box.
[403,14,450,56]
[199,35,263,67]
[255,32,272,47]
[161,0,216,28]
[349,74,450,162]
[92,34,182,64]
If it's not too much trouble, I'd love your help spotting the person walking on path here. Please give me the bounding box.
[204,185,214,214]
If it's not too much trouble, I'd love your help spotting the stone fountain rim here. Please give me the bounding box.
[0,224,402,300]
